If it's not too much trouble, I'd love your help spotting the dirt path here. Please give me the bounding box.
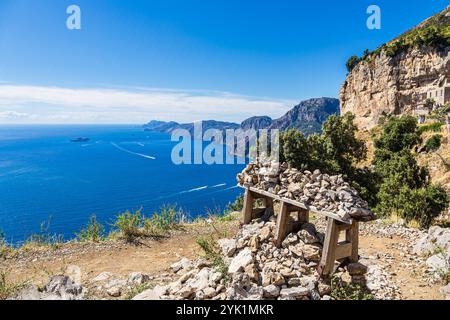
[1,219,445,300]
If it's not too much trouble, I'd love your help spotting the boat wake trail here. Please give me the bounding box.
[211,183,227,188]
[111,142,156,160]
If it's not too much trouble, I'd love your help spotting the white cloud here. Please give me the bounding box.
[0,85,295,124]
[0,110,32,119]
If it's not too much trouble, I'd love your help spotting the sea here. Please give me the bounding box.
[0,125,245,245]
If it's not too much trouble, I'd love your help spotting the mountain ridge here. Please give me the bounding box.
[144,97,340,136]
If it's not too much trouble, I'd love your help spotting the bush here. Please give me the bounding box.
[113,209,147,242]
[331,275,373,300]
[226,194,244,213]
[425,135,442,152]
[346,56,360,72]
[113,206,182,242]
[196,236,228,279]
[373,116,449,228]
[0,271,27,300]
[76,215,105,242]
[417,122,443,134]
[144,205,181,237]
[374,116,421,152]
[381,185,449,228]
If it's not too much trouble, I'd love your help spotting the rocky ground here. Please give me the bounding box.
[1,212,449,300]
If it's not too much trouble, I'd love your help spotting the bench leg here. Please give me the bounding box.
[242,189,254,224]
[274,202,289,247]
[346,221,359,262]
[264,197,274,212]
[298,208,309,223]
[319,218,339,276]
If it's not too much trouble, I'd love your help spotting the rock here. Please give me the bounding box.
[217,239,237,257]
[318,282,331,296]
[133,285,168,300]
[128,272,150,285]
[262,285,280,299]
[414,226,450,256]
[107,287,121,297]
[170,258,193,273]
[92,272,113,282]
[302,244,321,261]
[203,287,217,299]
[298,229,319,244]
[15,276,84,300]
[228,248,254,274]
[271,273,285,286]
[347,262,368,276]
[440,283,450,300]
[185,268,211,291]
[426,254,447,271]
[244,264,259,282]
[279,287,309,299]
[259,226,272,242]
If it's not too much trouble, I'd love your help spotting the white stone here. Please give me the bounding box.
[228,248,253,274]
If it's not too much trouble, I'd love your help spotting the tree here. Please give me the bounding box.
[346,56,360,72]
[374,115,421,153]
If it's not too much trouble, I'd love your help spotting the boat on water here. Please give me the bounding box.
[71,137,90,143]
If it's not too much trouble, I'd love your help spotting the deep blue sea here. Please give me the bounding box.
[0,125,245,244]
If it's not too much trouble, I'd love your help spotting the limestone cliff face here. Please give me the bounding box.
[339,46,449,130]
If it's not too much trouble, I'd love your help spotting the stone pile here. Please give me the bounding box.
[134,213,369,300]
[237,162,375,222]
[14,275,84,300]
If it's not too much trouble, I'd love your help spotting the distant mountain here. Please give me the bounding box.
[144,120,239,135]
[144,97,340,136]
[268,97,340,135]
[240,116,273,130]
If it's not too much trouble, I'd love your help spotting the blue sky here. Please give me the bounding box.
[0,0,447,124]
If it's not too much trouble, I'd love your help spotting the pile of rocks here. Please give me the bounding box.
[413,226,450,299]
[134,213,370,300]
[15,275,84,300]
[237,162,375,222]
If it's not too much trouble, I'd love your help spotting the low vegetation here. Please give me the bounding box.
[196,236,229,280]
[278,114,449,228]
[330,275,374,300]
[346,8,449,69]
[0,271,27,300]
[76,215,106,242]
[425,134,442,152]
[112,206,183,242]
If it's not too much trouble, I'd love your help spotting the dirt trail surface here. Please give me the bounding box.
[0,218,445,300]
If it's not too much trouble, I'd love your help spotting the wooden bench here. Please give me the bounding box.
[241,186,359,277]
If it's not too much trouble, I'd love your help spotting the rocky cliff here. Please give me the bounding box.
[340,7,450,130]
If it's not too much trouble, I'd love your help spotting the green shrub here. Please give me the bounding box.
[0,271,27,300]
[226,194,244,213]
[27,217,64,247]
[113,206,182,242]
[374,115,421,152]
[330,276,374,300]
[76,215,105,242]
[346,56,360,72]
[373,116,449,228]
[113,209,147,242]
[144,205,181,237]
[196,236,228,279]
[0,231,13,259]
[425,135,442,152]
[417,122,443,134]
